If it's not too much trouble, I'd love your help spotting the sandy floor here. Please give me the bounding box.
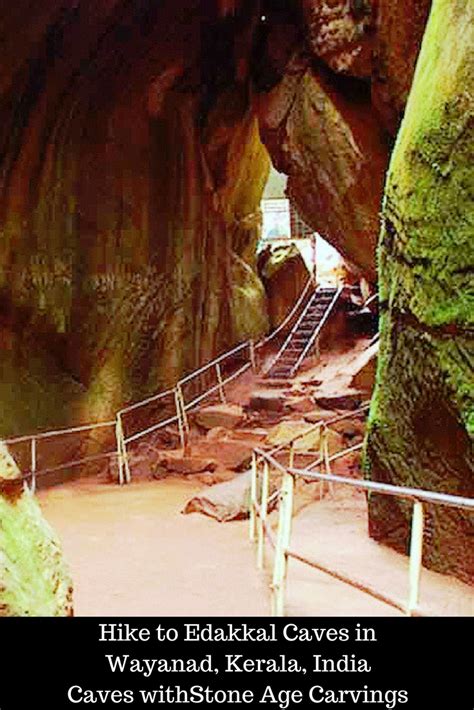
[39,477,270,616]
[38,477,473,617]
[280,490,474,617]
[34,337,473,617]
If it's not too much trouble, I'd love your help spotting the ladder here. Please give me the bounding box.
[264,285,343,380]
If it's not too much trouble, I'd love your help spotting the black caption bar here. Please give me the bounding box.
[0,618,471,708]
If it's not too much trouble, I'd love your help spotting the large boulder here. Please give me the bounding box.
[258,244,310,329]
[365,0,474,584]
[350,341,379,392]
[182,471,253,522]
[255,1,432,281]
[194,404,244,431]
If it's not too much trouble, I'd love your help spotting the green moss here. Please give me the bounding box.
[231,253,269,341]
[382,0,474,330]
[0,446,73,616]
[366,0,474,582]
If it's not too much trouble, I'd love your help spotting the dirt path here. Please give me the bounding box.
[36,339,473,617]
[39,478,269,616]
[39,476,474,617]
[279,490,474,617]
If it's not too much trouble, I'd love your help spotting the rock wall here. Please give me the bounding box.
[365,0,474,583]
[0,2,270,436]
[258,244,310,329]
[254,0,431,279]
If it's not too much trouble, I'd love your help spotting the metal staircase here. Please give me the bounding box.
[264,285,343,380]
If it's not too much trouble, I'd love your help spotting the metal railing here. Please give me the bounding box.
[2,420,117,492]
[249,440,474,617]
[1,340,257,489]
[0,278,330,491]
[262,283,343,378]
[256,276,314,350]
[290,284,343,376]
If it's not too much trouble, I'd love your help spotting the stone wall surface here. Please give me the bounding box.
[365,0,474,583]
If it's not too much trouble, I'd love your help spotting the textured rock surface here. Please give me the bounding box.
[0,3,270,436]
[372,0,432,133]
[0,2,434,438]
[255,2,432,279]
[365,0,474,583]
[194,404,244,431]
[0,444,73,615]
[300,0,376,78]
[350,341,378,391]
[258,244,310,328]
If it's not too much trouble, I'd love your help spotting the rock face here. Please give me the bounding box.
[258,244,310,329]
[0,3,270,436]
[0,444,73,615]
[365,0,474,583]
[0,2,434,438]
[254,1,431,279]
[350,342,379,392]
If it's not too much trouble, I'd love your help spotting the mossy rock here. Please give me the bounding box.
[365,0,474,584]
[0,444,73,616]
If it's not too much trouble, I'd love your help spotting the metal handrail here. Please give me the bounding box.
[257,449,474,511]
[0,277,341,489]
[2,420,115,446]
[256,276,314,350]
[266,403,370,459]
[178,341,250,386]
[250,446,474,617]
[290,284,344,376]
[262,286,321,376]
[118,388,175,416]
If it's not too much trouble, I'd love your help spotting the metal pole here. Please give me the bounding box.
[249,452,258,542]
[118,414,131,484]
[249,340,257,373]
[257,459,270,569]
[323,427,333,496]
[407,501,424,615]
[272,469,294,617]
[215,363,226,404]
[177,383,189,439]
[31,437,37,494]
[174,388,185,450]
[319,426,325,500]
[115,417,124,486]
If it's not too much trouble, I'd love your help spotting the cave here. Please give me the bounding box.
[0,0,472,615]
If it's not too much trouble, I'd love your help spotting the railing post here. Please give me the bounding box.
[31,437,37,494]
[319,425,325,500]
[215,363,227,404]
[323,427,333,496]
[272,468,294,617]
[249,340,257,373]
[407,501,424,616]
[257,459,270,569]
[174,387,186,449]
[118,413,131,484]
[249,452,258,542]
[115,417,125,486]
[289,441,295,469]
[177,383,190,441]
